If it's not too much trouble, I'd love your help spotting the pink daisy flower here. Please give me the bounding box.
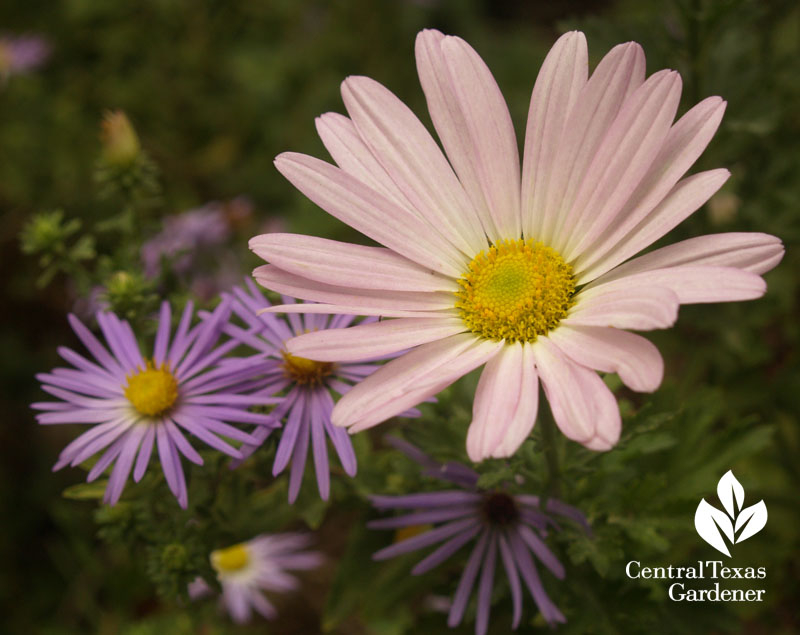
[250,29,784,461]
[32,300,277,507]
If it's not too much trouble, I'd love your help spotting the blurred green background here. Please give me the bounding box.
[1,0,798,633]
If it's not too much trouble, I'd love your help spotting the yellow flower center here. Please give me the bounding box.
[456,239,575,343]
[281,352,334,386]
[210,543,250,574]
[394,524,433,543]
[124,361,179,416]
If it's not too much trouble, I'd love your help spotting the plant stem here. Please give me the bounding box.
[539,399,561,499]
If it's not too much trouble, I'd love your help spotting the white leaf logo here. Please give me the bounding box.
[717,470,744,517]
[736,500,768,543]
[695,499,734,557]
[695,471,767,557]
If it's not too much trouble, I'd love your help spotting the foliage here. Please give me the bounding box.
[1,0,798,633]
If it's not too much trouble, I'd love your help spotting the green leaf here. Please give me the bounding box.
[62,480,108,500]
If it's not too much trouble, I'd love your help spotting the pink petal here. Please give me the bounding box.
[548,325,663,392]
[540,41,645,246]
[250,233,457,292]
[562,70,683,260]
[575,96,726,269]
[566,283,679,331]
[262,302,448,319]
[532,336,620,448]
[287,316,467,362]
[415,29,494,240]
[333,333,502,429]
[347,376,454,434]
[577,168,730,283]
[315,112,412,208]
[592,232,785,282]
[467,343,539,461]
[440,35,521,240]
[341,76,488,256]
[274,152,466,275]
[253,264,455,314]
[522,31,588,241]
[587,265,766,304]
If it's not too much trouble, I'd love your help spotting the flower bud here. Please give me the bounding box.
[100,110,140,166]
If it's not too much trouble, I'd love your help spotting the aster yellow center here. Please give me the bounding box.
[210,543,250,574]
[456,239,575,343]
[282,352,334,385]
[124,361,179,416]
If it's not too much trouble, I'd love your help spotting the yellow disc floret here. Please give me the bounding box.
[456,239,575,343]
[124,361,179,416]
[211,543,250,574]
[282,352,334,386]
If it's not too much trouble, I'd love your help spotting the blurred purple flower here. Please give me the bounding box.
[32,300,277,507]
[369,438,591,634]
[221,280,419,503]
[196,532,323,623]
[141,204,231,278]
[0,34,50,76]
[70,285,109,321]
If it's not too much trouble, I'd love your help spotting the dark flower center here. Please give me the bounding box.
[481,491,519,526]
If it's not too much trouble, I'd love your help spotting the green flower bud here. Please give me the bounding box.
[100,110,140,166]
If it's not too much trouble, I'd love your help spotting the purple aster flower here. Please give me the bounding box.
[220,279,419,503]
[32,299,278,507]
[189,532,322,623]
[195,532,323,623]
[0,34,50,77]
[141,204,232,278]
[369,438,591,634]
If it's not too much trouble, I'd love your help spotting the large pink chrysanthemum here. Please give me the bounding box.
[250,30,783,461]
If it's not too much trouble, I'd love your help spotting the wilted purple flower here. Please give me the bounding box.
[221,280,418,503]
[141,204,232,278]
[199,532,323,623]
[369,438,590,634]
[32,300,277,507]
[0,35,50,76]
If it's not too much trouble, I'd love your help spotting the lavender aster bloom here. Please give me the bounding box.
[141,204,231,278]
[205,532,323,623]
[370,438,590,634]
[0,35,50,77]
[222,280,418,503]
[32,300,277,507]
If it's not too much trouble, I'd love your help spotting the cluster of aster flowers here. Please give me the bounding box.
[34,284,406,508]
[33,26,783,631]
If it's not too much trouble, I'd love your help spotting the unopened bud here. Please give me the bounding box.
[100,110,140,166]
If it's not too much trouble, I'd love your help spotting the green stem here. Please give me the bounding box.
[539,399,561,499]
